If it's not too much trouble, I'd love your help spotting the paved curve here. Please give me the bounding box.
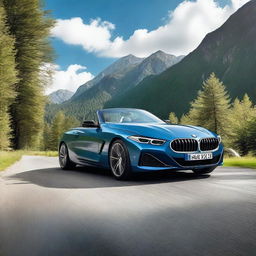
[0,156,255,256]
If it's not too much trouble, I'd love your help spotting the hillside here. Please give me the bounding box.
[48,89,74,104]
[71,54,144,100]
[47,51,183,120]
[105,0,256,118]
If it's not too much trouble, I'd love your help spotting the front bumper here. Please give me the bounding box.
[126,139,224,172]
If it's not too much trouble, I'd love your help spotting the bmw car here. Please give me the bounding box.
[59,108,223,180]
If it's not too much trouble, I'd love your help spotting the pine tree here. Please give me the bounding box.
[41,122,51,151]
[168,112,178,124]
[0,5,18,150]
[48,112,65,151]
[229,94,256,130]
[47,112,80,151]
[63,116,80,131]
[183,73,231,137]
[2,0,54,149]
[180,114,193,125]
[247,117,256,155]
[229,94,256,154]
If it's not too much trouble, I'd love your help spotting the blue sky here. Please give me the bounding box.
[46,0,186,74]
[45,0,248,93]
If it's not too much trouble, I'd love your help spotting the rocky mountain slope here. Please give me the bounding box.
[47,51,183,120]
[106,0,256,118]
[48,89,74,104]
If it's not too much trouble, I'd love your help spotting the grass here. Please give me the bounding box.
[224,157,256,169]
[0,150,58,171]
[0,151,23,171]
[25,151,58,157]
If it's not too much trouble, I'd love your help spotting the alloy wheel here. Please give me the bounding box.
[59,143,67,168]
[110,143,126,177]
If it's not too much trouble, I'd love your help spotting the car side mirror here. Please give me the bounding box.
[82,120,100,128]
[164,120,171,124]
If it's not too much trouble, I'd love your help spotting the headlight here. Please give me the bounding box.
[217,135,221,143]
[128,136,166,145]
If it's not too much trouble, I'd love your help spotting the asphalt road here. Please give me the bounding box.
[0,156,255,256]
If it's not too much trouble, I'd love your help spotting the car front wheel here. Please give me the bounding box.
[59,143,76,170]
[109,140,132,180]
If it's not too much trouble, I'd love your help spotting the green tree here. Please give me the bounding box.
[247,117,256,155]
[48,112,65,151]
[180,114,192,125]
[0,5,18,150]
[47,112,80,151]
[41,122,51,151]
[230,94,256,129]
[229,95,256,155]
[64,116,80,131]
[2,0,54,149]
[168,112,178,124]
[182,73,231,137]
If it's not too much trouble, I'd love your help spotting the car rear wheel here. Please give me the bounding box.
[109,140,132,180]
[59,143,76,170]
[192,166,216,175]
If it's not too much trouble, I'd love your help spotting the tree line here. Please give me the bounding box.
[0,0,54,150]
[169,73,256,156]
[42,111,79,151]
[45,73,256,154]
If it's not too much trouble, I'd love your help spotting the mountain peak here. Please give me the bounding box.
[147,50,177,60]
[153,50,167,55]
[123,53,137,59]
[70,53,144,100]
[116,54,144,65]
[48,89,74,104]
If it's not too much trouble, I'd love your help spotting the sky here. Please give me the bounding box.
[44,0,249,94]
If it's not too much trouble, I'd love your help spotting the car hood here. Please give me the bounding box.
[105,123,215,140]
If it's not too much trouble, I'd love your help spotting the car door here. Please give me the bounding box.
[72,127,104,163]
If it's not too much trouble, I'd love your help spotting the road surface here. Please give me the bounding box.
[0,156,255,256]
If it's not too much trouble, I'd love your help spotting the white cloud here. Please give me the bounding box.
[51,0,249,57]
[52,17,114,52]
[45,64,94,94]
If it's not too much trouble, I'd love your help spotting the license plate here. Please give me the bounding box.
[185,153,213,161]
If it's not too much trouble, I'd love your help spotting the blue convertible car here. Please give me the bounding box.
[59,108,223,180]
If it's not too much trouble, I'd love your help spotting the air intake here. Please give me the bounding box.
[139,153,167,167]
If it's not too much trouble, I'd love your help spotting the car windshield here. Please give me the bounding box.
[101,109,164,124]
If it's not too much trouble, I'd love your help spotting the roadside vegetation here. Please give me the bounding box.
[0,0,54,151]
[169,73,256,158]
[0,151,58,171]
[0,151,23,171]
[224,157,256,169]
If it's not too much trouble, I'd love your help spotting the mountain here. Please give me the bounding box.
[48,50,183,120]
[106,51,184,96]
[132,50,184,85]
[71,54,144,99]
[105,0,256,119]
[48,89,74,104]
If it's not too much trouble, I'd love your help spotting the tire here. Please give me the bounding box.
[109,139,132,180]
[192,166,216,175]
[59,142,76,170]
